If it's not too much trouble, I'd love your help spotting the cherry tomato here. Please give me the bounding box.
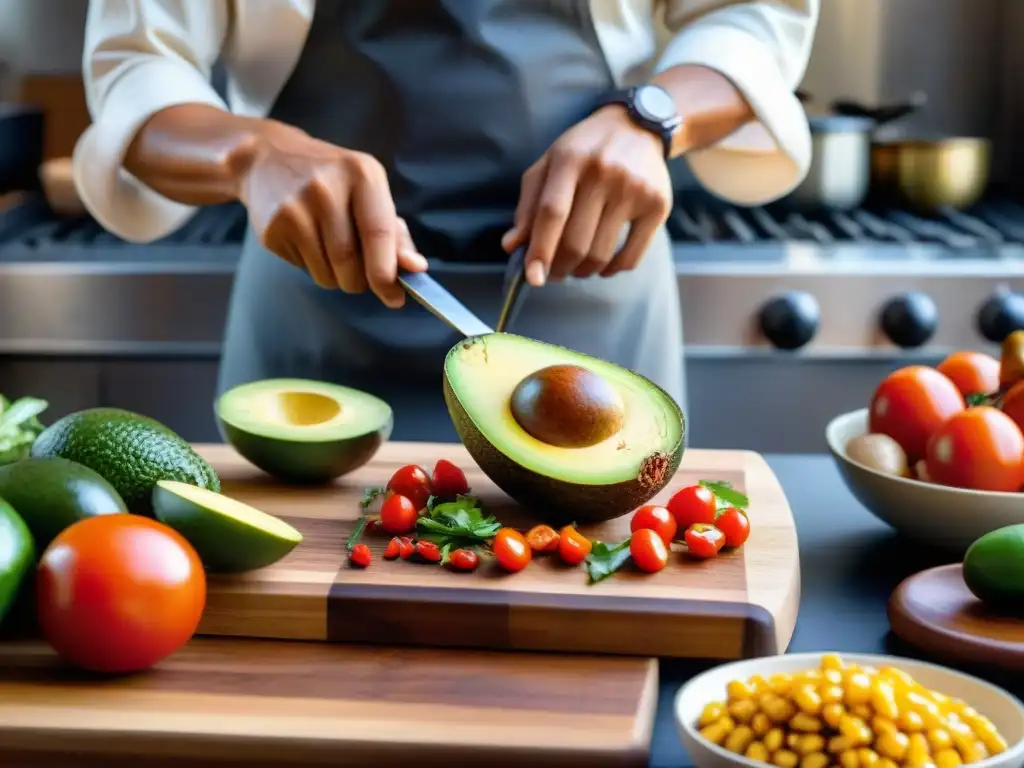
[448,548,479,571]
[558,525,592,565]
[383,537,402,559]
[684,523,726,560]
[492,528,532,572]
[630,504,677,545]
[715,507,750,548]
[937,351,1000,398]
[869,365,965,462]
[414,540,442,563]
[431,459,469,498]
[380,493,418,534]
[925,406,1024,493]
[386,464,432,510]
[36,515,206,674]
[630,528,669,573]
[1001,380,1024,434]
[666,485,717,529]
[398,536,415,559]
[349,543,372,568]
[525,524,560,553]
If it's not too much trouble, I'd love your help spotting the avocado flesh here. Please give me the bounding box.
[216,379,393,484]
[30,408,220,515]
[444,334,685,523]
[153,480,302,573]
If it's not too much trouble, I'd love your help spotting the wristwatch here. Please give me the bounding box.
[603,84,682,159]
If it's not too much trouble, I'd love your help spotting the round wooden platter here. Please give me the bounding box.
[888,564,1024,670]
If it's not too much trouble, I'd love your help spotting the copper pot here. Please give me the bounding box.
[869,137,991,213]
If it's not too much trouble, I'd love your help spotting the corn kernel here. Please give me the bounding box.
[764,727,785,752]
[746,741,770,762]
[870,680,900,720]
[793,734,826,756]
[821,685,845,705]
[838,749,859,768]
[751,712,772,736]
[838,714,872,746]
[790,713,823,733]
[822,703,845,729]
[845,673,872,706]
[926,729,952,752]
[875,759,899,768]
[728,699,758,723]
[748,674,770,694]
[953,738,985,764]
[978,727,1008,756]
[725,725,755,754]
[872,717,898,738]
[821,653,844,670]
[851,704,873,720]
[794,685,823,716]
[728,679,756,702]
[699,701,726,727]
[774,748,800,768]
[763,694,796,723]
[801,753,829,768]
[907,733,931,766]
[876,731,909,762]
[700,721,729,745]
[856,748,880,768]
[823,669,844,686]
[934,748,962,768]
[898,710,925,732]
[767,673,793,695]
[829,736,855,754]
[880,666,916,690]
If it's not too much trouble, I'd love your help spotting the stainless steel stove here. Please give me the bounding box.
[3,191,1024,453]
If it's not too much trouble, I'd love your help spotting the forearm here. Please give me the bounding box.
[652,64,755,159]
[123,104,287,206]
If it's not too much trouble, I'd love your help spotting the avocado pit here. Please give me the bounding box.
[509,364,626,448]
[262,391,342,427]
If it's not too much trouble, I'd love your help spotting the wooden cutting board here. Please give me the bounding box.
[0,637,657,767]
[888,564,1024,670]
[194,442,801,660]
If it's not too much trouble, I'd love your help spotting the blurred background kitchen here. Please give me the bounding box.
[1,0,1022,452]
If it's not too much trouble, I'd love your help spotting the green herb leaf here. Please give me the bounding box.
[700,479,749,510]
[585,538,633,584]
[415,494,501,549]
[440,543,452,567]
[359,487,386,508]
[346,518,368,552]
[966,393,990,407]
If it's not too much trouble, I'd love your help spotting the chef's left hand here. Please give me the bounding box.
[502,105,673,286]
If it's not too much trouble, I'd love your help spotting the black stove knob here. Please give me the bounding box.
[977,289,1024,343]
[759,291,820,351]
[880,292,938,349]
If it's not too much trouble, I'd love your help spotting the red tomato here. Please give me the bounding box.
[36,515,206,674]
[1002,380,1024,434]
[557,525,593,565]
[493,528,532,572]
[715,507,750,548]
[448,548,479,571]
[937,351,1000,398]
[925,406,1024,493]
[684,524,726,560]
[431,459,469,498]
[630,505,678,545]
[414,540,442,563]
[630,529,669,573]
[386,465,432,510]
[869,366,965,462]
[525,524,560,553]
[380,494,418,534]
[383,537,402,559]
[398,536,415,559]
[349,543,372,568]
[666,485,717,529]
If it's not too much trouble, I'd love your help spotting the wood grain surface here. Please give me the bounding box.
[194,442,801,660]
[888,564,1024,670]
[0,637,657,767]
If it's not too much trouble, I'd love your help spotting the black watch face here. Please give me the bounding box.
[635,85,677,122]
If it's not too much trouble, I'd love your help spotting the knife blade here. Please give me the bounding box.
[398,269,493,338]
[495,245,528,333]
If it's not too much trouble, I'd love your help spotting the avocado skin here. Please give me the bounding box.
[218,416,393,484]
[0,458,127,550]
[443,376,685,525]
[963,524,1024,614]
[31,408,220,515]
[0,497,35,627]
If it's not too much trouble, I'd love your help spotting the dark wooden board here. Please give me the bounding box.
[888,563,1024,669]
[0,637,657,767]
[194,442,800,660]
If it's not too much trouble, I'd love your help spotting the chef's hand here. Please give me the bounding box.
[238,123,427,308]
[502,105,672,286]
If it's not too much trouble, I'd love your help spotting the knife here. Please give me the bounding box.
[495,245,529,333]
[397,269,493,338]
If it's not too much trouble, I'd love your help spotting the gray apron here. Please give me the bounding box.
[218,0,685,442]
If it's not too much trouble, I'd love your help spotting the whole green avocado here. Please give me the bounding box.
[30,407,220,515]
[963,524,1024,614]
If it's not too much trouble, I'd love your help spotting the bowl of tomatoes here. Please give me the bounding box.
[826,336,1024,551]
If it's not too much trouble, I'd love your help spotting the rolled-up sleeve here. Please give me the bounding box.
[72,0,229,243]
[658,0,818,206]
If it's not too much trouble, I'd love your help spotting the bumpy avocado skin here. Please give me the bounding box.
[443,375,685,525]
[30,408,220,515]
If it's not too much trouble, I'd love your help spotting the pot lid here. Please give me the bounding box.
[808,114,875,133]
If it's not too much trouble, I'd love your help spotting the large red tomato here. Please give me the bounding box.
[869,366,965,461]
[936,351,1000,398]
[37,515,207,674]
[925,406,1024,493]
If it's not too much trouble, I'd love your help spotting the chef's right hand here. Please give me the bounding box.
[236,123,427,308]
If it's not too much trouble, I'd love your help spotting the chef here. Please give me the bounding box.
[74,0,817,440]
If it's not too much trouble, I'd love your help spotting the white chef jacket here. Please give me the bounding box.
[73,0,819,244]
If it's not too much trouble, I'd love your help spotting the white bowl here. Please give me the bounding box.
[675,652,1024,768]
[826,408,1024,552]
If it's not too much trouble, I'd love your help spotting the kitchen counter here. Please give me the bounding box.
[650,454,1018,768]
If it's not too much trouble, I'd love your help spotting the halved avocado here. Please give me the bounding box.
[215,379,393,483]
[443,333,685,524]
[152,480,303,573]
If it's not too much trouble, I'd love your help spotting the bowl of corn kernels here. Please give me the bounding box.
[675,652,1024,768]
